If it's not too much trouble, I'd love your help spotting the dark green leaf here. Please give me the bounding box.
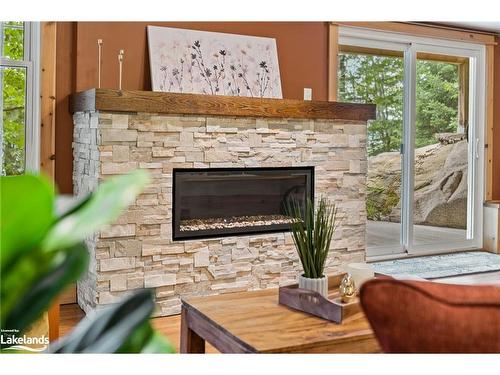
[1,246,54,329]
[48,289,173,353]
[3,243,89,335]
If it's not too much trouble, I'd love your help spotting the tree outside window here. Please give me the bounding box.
[338,50,460,157]
[1,21,27,175]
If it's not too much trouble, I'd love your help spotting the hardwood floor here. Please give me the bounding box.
[59,270,500,353]
[60,303,85,337]
[60,303,218,352]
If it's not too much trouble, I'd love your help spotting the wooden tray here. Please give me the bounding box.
[278,274,361,323]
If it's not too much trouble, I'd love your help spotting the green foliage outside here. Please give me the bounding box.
[1,170,175,353]
[415,61,459,148]
[2,21,26,175]
[2,22,24,60]
[338,52,459,156]
[339,52,460,220]
[366,184,400,221]
[339,53,404,156]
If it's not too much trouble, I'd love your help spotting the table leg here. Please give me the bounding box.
[180,305,205,353]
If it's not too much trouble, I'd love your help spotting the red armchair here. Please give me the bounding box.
[359,277,500,353]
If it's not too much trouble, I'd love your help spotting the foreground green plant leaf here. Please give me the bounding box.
[0,171,170,353]
[1,246,55,329]
[139,331,176,354]
[48,289,175,353]
[0,174,54,272]
[42,170,150,252]
[4,243,89,335]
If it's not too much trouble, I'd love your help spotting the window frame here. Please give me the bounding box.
[0,21,41,174]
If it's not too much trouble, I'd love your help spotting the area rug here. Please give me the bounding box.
[372,251,500,279]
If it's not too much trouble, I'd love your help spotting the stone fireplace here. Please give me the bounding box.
[173,167,314,240]
[71,89,375,316]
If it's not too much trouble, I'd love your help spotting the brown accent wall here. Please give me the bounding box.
[493,37,500,200]
[55,22,329,193]
[55,22,500,199]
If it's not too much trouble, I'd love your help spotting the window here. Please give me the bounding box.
[338,27,485,258]
[0,21,40,175]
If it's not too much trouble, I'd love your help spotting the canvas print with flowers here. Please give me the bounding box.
[147,26,282,98]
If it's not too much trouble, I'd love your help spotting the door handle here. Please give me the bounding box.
[476,138,480,159]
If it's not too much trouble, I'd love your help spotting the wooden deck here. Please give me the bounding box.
[60,270,500,353]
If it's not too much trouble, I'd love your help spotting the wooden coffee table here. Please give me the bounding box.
[180,286,381,353]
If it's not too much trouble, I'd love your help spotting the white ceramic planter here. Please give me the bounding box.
[298,274,328,298]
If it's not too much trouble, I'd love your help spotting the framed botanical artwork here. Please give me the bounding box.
[147,26,282,98]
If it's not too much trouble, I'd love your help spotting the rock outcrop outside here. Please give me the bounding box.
[367,140,467,229]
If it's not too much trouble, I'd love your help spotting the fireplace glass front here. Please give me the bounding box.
[173,167,314,240]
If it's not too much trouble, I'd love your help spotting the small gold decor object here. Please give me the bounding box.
[339,273,357,303]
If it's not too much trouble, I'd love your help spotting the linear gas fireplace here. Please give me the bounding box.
[173,167,314,240]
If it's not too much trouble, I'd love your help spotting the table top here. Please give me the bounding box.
[183,287,380,353]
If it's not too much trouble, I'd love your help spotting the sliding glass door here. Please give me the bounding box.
[408,44,484,255]
[338,43,405,256]
[339,28,485,258]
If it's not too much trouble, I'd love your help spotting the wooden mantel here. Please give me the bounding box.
[71,89,376,122]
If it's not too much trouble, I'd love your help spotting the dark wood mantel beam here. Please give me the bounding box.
[71,89,376,122]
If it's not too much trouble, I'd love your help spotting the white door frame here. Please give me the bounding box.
[339,26,486,259]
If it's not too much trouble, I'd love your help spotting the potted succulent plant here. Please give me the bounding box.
[285,197,338,297]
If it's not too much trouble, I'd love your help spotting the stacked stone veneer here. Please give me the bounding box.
[73,110,368,316]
